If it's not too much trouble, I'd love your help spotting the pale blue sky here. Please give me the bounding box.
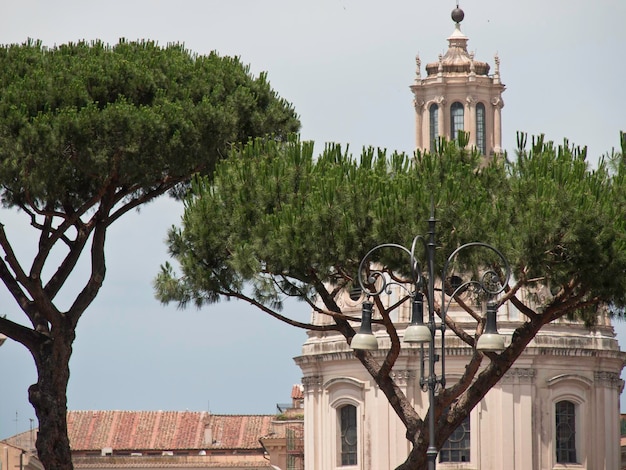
[1,0,625,439]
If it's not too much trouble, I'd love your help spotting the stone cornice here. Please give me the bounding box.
[297,342,625,364]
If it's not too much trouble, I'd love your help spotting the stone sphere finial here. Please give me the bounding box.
[451,6,465,24]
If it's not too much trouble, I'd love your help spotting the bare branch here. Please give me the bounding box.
[220,287,339,331]
[441,311,476,347]
[371,296,401,378]
[66,198,112,327]
[449,295,481,322]
[0,316,44,355]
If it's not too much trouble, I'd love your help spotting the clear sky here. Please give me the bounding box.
[1,0,625,439]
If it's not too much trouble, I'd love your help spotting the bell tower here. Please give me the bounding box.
[411,6,505,155]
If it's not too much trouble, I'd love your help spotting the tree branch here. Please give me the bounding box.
[441,311,476,347]
[0,316,43,356]
[42,226,90,301]
[372,296,401,379]
[218,286,339,331]
[66,202,110,327]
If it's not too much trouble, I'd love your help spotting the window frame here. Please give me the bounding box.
[429,103,439,151]
[439,412,470,463]
[546,374,589,468]
[450,102,464,141]
[555,400,577,464]
[326,378,365,469]
[339,404,358,466]
[475,102,486,154]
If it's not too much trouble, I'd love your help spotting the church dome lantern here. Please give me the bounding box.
[411,6,505,155]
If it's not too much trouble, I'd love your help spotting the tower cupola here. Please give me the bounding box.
[411,6,505,155]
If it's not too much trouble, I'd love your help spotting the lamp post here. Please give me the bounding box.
[351,207,510,470]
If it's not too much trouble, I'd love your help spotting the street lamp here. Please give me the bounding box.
[351,207,510,470]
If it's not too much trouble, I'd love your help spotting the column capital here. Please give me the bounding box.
[594,370,623,390]
[302,375,323,392]
[491,95,504,109]
[501,367,536,384]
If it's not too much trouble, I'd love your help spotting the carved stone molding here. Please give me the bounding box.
[501,367,536,384]
[413,98,425,111]
[594,371,623,390]
[391,369,417,386]
[491,95,504,108]
[302,375,323,392]
[415,55,421,80]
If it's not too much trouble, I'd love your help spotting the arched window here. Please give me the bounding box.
[339,405,357,465]
[440,413,470,463]
[450,102,464,141]
[429,103,439,150]
[476,102,486,154]
[556,400,577,463]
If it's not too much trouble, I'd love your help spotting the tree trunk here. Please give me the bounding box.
[395,441,429,470]
[28,323,75,470]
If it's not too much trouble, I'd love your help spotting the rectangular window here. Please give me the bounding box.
[340,405,357,465]
[556,400,577,463]
[476,102,486,154]
[450,102,464,141]
[439,414,470,463]
[429,104,439,151]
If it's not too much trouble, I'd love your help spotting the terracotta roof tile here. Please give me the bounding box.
[207,415,273,449]
[291,384,303,400]
[66,411,274,452]
[72,455,272,468]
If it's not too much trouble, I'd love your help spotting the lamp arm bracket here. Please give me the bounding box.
[441,242,511,305]
[358,238,427,295]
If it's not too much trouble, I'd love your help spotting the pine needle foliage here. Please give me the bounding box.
[0,38,299,470]
[156,131,626,469]
[0,39,299,207]
[157,132,626,318]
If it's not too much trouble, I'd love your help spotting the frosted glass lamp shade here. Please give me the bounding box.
[403,294,431,344]
[476,333,505,352]
[404,324,432,343]
[351,301,379,351]
[476,301,505,352]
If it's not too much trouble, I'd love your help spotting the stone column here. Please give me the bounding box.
[491,96,504,154]
[414,99,424,150]
[500,368,536,470]
[465,95,476,148]
[593,371,623,470]
[302,375,323,470]
[436,96,446,142]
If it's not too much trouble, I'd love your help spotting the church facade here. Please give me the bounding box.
[295,8,625,470]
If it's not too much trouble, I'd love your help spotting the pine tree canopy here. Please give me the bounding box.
[0,39,300,209]
[156,133,626,322]
[0,38,299,470]
[155,132,626,469]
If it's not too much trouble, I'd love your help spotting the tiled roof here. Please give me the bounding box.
[207,415,273,449]
[291,384,303,400]
[67,411,273,451]
[72,455,272,468]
